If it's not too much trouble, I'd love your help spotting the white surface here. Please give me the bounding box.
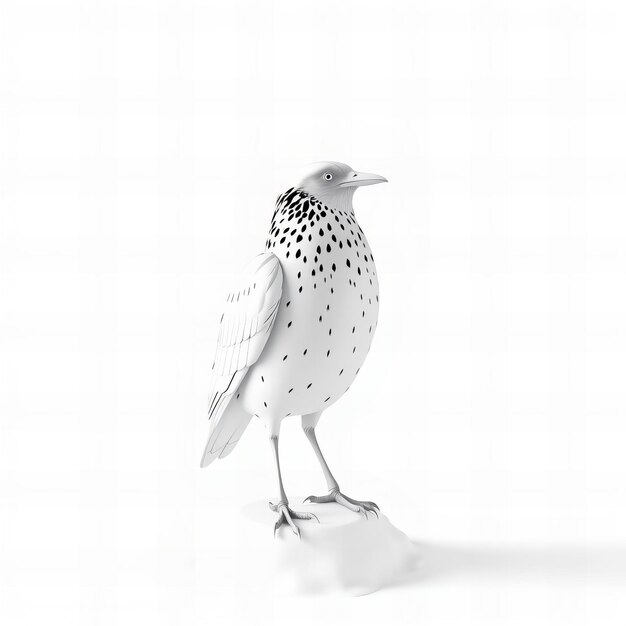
[2,0,626,624]
[239,499,418,596]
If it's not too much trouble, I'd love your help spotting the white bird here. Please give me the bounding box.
[201,162,387,535]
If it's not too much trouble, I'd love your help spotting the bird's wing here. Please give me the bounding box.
[206,252,283,425]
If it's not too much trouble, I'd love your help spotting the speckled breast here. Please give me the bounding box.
[237,189,379,420]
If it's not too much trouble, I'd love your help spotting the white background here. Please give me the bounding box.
[1,0,626,623]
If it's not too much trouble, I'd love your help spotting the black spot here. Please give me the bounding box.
[326,350,330,357]
[332,263,336,272]
[288,321,292,328]
[261,375,265,382]
[288,388,293,393]
[296,249,301,258]
[326,244,332,253]
[283,354,288,360]
[307,383,313,389]
[286,301,291,307]
[339,369,343,375]
[324,396,331,402]
[303,349,308,355]
[346,259,351,268]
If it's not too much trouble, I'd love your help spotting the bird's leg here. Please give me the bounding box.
[268,425,318,537]
[301,412,380,518]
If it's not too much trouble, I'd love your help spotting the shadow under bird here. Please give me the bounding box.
[201,162,388,536]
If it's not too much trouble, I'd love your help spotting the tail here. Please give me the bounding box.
[200,401,252,468]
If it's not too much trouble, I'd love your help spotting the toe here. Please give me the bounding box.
[273,518,282,536]
[282,507,300,536]
[342,495,380,511]
[292,511,319,522]
[335,493,361,513]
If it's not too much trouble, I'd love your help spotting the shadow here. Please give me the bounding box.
[391,540,626,589]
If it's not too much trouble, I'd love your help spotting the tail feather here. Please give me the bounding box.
[200,401,252,468]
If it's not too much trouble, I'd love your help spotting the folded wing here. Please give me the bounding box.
[200,253,283,467]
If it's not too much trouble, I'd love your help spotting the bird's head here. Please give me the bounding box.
[295,161,387,211]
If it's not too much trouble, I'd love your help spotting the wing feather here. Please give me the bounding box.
[206,252,283,424]
[200,253,282,468]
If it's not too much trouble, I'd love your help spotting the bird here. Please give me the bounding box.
[200,161,387,536]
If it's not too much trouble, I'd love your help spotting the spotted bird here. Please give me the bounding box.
[200,162,388,535]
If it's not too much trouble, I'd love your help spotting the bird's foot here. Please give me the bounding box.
[269,500,319,537]
[304,489,380,519]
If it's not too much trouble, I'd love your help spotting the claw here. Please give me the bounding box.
[361,501,379,511]
[292,510,320,523]
[304,494,332,504]
[305,495,320,504]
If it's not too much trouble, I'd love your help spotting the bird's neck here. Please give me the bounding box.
[314,187,356,216]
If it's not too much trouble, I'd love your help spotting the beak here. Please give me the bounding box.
[339,171,388,188]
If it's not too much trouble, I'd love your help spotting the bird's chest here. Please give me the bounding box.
[239,194,379,418]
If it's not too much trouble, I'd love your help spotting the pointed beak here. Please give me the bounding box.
[339,171,388,187]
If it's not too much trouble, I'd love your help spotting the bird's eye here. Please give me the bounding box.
[324,173,333,181]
